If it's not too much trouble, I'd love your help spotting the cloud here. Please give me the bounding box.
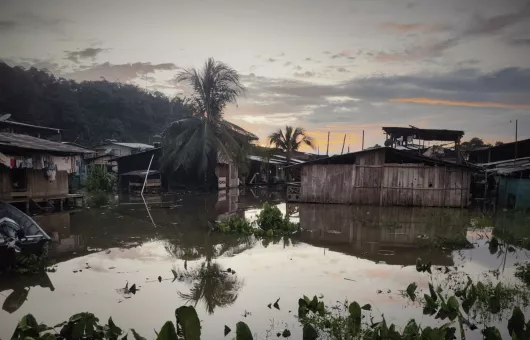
[305,57,312,61]
[380,22,450,33]
[293,65,302,71]
[66,62,177,82]
[323,51,331,55]
[376,5,530,62]
[336,67,349,73]
[284,61,292,66]
[389,98,530,110]
[509,37,530,46]
[267,58,276,62]
[65,47,108,62]
[293,71,316,78]
[331,50,352,59]
[0,20,16,31]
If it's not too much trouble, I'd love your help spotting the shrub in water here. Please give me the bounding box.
[257,202,285,231]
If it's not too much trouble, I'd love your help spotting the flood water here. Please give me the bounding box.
[1,189,530,339]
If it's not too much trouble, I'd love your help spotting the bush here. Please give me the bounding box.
[216,216,254,235]
[87,190,111,208]
[84,165,116,193]
[257,202,298,234]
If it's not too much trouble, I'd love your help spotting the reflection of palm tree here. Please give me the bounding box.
[177,262,242,314]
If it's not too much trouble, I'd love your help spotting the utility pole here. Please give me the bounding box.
[362,130,365,150]
[341,134,346,155]
[326,131,330,156]
[514,119,518,168]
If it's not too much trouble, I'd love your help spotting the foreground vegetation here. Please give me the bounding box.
[83,165,116,207]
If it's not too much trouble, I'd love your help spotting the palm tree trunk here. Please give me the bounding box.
[286,152,292,182]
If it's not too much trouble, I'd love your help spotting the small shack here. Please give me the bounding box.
[287,147,475,207]
[0,133,92,212]
[114,148,240,193]
[382,126,465,163]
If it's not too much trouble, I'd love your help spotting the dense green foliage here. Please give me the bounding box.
[0,62,192,144]
[83,165,116,207]
[214,203,298,237]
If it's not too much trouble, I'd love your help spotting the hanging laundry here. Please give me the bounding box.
[46,168,56,181]
[53,156,74,173]
[0,152,11,168]
[18,158,33,169]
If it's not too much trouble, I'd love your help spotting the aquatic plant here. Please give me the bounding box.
[83,165,116,194]
[213,203,299,237]
[516,263,530,287]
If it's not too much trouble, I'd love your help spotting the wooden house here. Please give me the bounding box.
[0,133,92,212]
[287,147,475,208]
[114,148,239,194]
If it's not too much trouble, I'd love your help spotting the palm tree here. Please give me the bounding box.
[161,58,256,188]
[268,126,315,168]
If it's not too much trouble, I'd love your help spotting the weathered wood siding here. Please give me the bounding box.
[0,169,68,199]
[300,163,471,207]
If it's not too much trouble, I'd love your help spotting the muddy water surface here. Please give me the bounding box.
[1,189,529,339]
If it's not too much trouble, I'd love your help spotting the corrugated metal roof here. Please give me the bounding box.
[107,142,155,149]
[0,133,91,154]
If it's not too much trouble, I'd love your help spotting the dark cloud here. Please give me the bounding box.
[457,59,481,67]
[331,51,353,59]
[337,67,349,73]
[66,62,177,82]
[305,57,312,61]
[0,20,16,31]
[376,4,530,62]
[267,58,276,62]
[65,47,108,62]
[509,37,530,46]
[293,71,316,78]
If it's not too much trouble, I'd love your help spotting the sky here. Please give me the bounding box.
[1,0,529,153]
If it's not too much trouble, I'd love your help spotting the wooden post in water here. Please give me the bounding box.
[341,134,346,155]
[326,131,330,156]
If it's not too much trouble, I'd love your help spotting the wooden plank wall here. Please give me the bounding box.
[0,168,12,199]
[29,170,68,197]
[300,163,471,207]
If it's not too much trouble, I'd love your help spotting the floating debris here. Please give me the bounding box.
[158,276,162,282]
[273,297,280,310]
[224,325,231,336]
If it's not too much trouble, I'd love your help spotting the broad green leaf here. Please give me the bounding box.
[508,307,525,340]
[348,301,362,319]
[447,296,459,311]
[428,283,437,302]
[406,283,417,302]
[156,321,177,340]
[482,327,502,340]
[175,306,201,340]
[236,321,253,340]
[310,296,318,310]
[402,319,419,339]
[302,324,318,340]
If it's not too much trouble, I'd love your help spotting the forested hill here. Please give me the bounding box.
[0,62,192,145]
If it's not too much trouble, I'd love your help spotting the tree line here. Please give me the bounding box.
[0,62,192,145]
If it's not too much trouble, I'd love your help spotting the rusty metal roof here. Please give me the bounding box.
[0,133,92,154]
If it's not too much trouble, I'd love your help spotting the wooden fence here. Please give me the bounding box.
[298,163,471,207]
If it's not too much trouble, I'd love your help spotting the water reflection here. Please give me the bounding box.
[3,189,530,339]
[297,204,468,265]
[0,273,54,313]
[176,262,243,314]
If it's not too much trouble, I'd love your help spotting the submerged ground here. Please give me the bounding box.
[1,189,529,339]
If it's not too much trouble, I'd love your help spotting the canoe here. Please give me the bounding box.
[0,201,51,269]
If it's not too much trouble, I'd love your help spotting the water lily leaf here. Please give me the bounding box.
[224,325,231,337]
[302,324,318,340]
[348,301,361,319]
[130,329,146,340]
[236,321,253,340]
[282,329,291,338]
[175,306,201,340]
[156,321,177,340]
[361,304,372,311]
